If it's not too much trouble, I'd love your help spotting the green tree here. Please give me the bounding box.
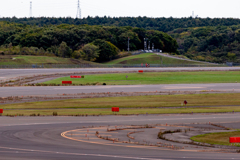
[227,52,236,61]
[80,43,99,61]
[58,41,72,58]
[72,50,82,59]
[93,39,120,62]
[118,31,141,51]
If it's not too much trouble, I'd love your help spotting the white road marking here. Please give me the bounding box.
[0,146,168,160]
[164,87,204,89]
[54,86,143,90]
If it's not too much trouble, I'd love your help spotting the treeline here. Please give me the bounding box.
[1,17,240,32]
[0,21,178,62]
[169,25,240,63]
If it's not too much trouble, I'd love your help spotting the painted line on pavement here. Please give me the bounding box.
[0,146,168,160]
[53,86,143,90]
[164,87,204,89]
[61,128,237,156]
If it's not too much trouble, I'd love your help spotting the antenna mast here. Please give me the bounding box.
[30,1,32,17]
[76,0,81,19]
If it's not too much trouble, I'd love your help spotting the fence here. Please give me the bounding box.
[226,62,240,67]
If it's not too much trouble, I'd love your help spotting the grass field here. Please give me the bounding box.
[44,71,240,85]
[191,131,240,146]
[2,93,240,116]
[4,93,240,109]
[15,56,73,64]
[0,53,219,66]
[2,106,240,116]
[105,53,213,65]
[0,55,96,65]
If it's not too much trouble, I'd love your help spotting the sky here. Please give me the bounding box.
[0,0,239,19]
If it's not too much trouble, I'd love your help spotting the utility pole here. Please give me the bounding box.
[30,1,32,17]
[77,0,81,19]
[128,37,130,52]
[144,38,148,50]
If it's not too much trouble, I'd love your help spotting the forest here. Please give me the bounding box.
[1,17,240,32]
[0,21,178,62]
[169,25,240,63]
[2,16,240,63]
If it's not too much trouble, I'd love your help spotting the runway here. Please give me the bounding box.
[0,83,239,97]
[1,68,240,159]
[1,67,240,80]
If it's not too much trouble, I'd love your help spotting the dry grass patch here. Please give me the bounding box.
[2,93,240,110]
[3,106,240,116]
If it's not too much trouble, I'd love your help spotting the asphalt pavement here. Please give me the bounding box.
[1,67,240,80]
[0,114,240,160]
[1,68,240,160]
[0,83,239,97]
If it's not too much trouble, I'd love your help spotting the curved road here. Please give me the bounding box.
[1,114,240,160]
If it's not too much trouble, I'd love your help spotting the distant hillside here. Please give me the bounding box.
[0,21,178,62]
[0,55,97,66]
[1,17,240,32]
[3,17,240,64]
[105,53,215,66]
[169,25,240,63]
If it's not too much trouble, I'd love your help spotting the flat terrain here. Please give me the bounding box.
[2,93,240,109]
[3,106,240,116]
[1,67,240,160]
[105,53,213,65]
[44,71,240,85]
[191,131,240,146]
[1,83,240,97]
[1,67,240,80]
[0,114,240,160]
[2,93,240,116]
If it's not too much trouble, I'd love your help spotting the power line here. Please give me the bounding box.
[1,1,147,18]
